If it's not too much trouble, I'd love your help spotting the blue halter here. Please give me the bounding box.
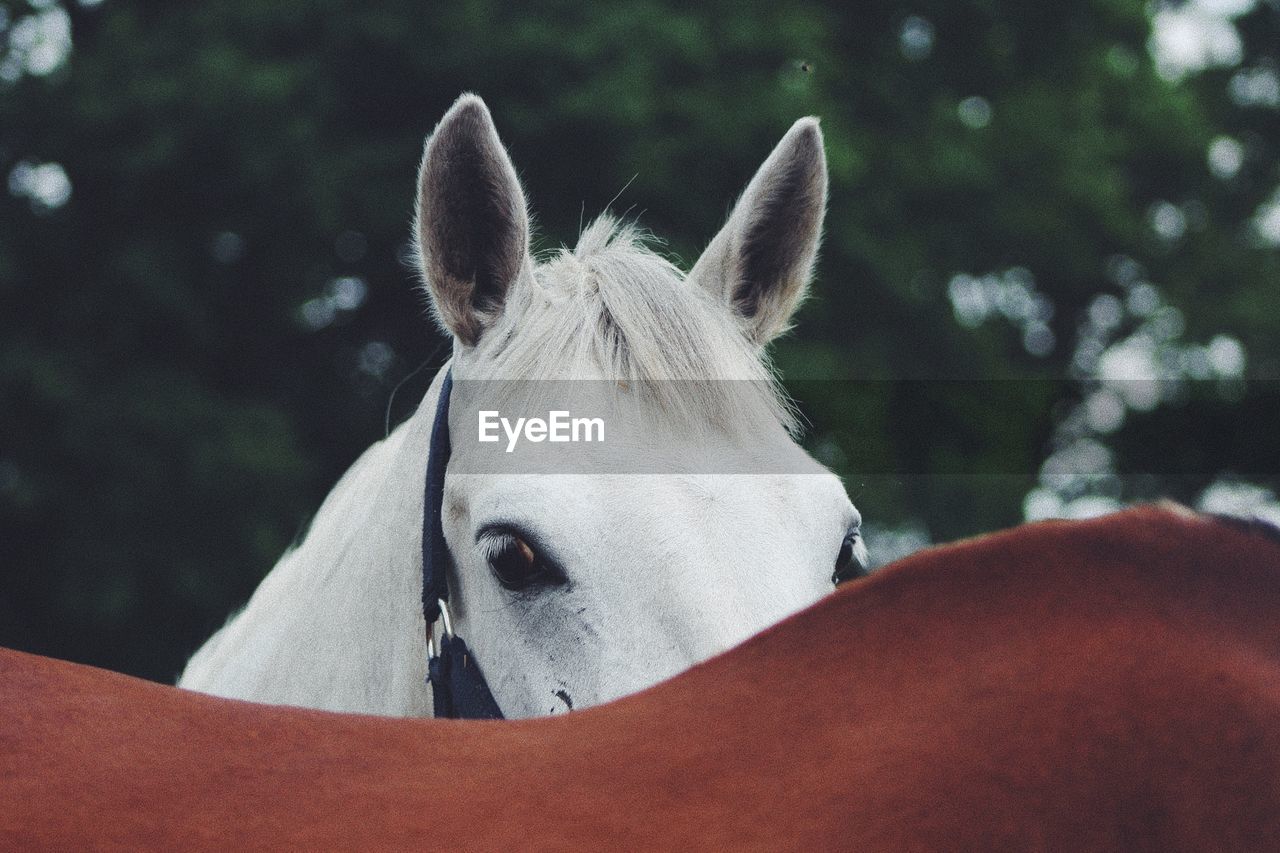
[421,368,504,719]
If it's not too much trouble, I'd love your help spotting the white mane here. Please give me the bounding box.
[469,215,797,434]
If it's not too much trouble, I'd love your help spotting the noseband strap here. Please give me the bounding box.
[421,368,504,719]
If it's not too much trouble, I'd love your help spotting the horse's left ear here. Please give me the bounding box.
[416,94,531,347]
[689,117,828,346]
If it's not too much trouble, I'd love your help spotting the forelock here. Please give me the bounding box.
[469,215,797,436]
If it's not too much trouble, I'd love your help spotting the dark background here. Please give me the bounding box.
[2,0,1278,682]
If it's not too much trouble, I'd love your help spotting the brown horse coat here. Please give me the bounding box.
[3,506,1279,850]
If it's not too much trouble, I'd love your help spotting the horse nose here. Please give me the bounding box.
[834,533,871,585]
[852,538,871,578]
[844,559,870,583]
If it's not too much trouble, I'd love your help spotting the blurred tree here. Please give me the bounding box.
[0,0,1276,680]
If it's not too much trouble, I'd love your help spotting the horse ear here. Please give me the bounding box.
[416,94,531,346]
[689,117,828,346]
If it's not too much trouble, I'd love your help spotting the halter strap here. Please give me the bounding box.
[421,367,504,719]
[421,369,454,624]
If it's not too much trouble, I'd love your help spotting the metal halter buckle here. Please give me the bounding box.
[426,598,454,660]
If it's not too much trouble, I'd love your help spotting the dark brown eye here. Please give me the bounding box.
[832,532,868,586]
[488,535,561,591]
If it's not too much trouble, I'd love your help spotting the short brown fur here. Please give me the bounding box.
[4,506,1279,850]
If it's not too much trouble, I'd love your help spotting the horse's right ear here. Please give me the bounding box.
[416,94,531,346]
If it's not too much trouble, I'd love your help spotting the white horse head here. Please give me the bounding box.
[179,94,866,719]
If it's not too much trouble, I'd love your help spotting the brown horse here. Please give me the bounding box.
[4,505,1279,850]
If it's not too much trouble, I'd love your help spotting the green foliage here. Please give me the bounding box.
[1,0,1276,679]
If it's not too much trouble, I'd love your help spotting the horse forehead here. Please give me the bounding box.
[450,469,839,516]
[646,470,843,514]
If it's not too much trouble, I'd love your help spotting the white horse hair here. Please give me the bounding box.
[179,94,865,718]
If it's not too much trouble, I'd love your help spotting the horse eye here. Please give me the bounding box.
[488,535,558,591]
[832,531,868,586]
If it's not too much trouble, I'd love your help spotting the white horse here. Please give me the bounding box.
[178,94,866,719]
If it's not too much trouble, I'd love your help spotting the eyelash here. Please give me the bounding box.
[478,525,567,592]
